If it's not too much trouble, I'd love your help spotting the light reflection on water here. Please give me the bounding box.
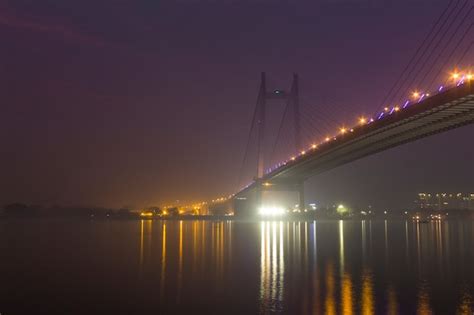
[0,219,473,314]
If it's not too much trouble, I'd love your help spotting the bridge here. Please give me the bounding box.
[230,75,474,216]
[202,0,474,216]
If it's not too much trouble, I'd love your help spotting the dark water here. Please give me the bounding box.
[0,219,473,314]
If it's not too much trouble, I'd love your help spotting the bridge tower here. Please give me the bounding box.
[253,72,304,211]
[255,72,301,178]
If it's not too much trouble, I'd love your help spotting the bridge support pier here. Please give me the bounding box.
[256,184,263,211]
[298,182,305,211]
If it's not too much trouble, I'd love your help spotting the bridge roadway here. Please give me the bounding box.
[235,81,474,205]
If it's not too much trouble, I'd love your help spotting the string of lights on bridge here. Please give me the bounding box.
[235,70,473,193]
[199,70,473,205]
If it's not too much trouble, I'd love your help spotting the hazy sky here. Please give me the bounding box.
[1,0,472,209]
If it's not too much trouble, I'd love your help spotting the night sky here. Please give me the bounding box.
[1,0,472,209]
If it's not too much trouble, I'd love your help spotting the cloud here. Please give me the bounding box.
[0,6,108,48]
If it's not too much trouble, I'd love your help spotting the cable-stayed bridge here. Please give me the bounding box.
[203,0,474,216]
[232,78,474,216]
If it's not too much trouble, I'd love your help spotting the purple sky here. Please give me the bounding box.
[1,0,472,209]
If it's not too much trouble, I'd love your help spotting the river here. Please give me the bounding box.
[0,219,472,314]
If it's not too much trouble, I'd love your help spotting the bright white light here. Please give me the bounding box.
[258,206,286,216]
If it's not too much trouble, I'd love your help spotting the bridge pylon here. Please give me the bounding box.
[255,72,301,179]
[252,73,303,212]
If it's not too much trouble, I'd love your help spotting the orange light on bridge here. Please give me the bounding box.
[311,144,317,149]
[467,73,473,81]
[451,72,460,80]
[291,156,296,161]
[325,137,330,142]
[359,117,367,124]
[301,150,306,155]
[412,91,420,99]
[340,127,347,134]
[394,106,400,112]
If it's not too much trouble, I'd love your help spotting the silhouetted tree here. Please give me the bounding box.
[3,203,36,217]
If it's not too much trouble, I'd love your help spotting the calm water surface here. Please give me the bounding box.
[0,219,473,314]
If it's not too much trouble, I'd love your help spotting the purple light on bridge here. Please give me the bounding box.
[389,107,395,115]
[418,94,425,102]
[438,85,444,92]
[378,112,384,119]
[403,100,410,108]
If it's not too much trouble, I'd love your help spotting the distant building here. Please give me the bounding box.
[416,193,474,210]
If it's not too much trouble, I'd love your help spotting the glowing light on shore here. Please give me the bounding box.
[258,206,286,216]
